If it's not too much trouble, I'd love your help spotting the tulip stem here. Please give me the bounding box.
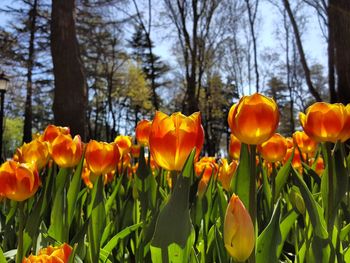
[325,142,334,233]
[248,145,256,263]
[16,201,25,263]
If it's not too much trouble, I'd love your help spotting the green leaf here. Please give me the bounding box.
[48,167,70,242]
[151,149,196,262]
[102,222,143,259]
[0,246,6,263]
[340,223,350,241]
[292,168,328,239]
[277,210,298,257]
[105,174,123,214]
[274,151,293,202]
[88,176,106,262]
[66,154,84,228]
[261,160,272,212]
[232,143,250,208]
[256,200,282,263]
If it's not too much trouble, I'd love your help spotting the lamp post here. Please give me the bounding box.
[0,72,9,162]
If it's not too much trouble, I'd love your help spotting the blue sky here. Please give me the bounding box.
[0,0,327,69]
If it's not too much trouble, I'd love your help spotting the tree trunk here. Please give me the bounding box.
[327,3,337,103]
[283,0,322,102]
[23,0,38,143]
[51,0,87,140]
[330,0,350,104]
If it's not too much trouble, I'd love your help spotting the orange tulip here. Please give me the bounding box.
[85,140,120,175]
[195,157,218,181]
[51,134,83,168]
[118,153,132,174]
[14,139,50,170]
[293,131,318,155]
[229,134,241,160]
[135,119,152,146]
[82,165,115,189]
[299,102,346,143]
[149,111,204,171]
[41,124,70,144]
[218,159,237,191]
[310,157,325,176]
[258,133,287,163]
[23,243,72,263]
[130,144,141,158]
[286,137,294,149]
[0,160,40,201]
[228,93,279,145]
[338,104,350,142]
[224,194,255,262]
[284,148,305,173]
[114,135,132,156]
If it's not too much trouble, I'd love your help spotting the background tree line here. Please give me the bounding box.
[0,0,349,157]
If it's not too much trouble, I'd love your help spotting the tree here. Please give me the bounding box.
[51,0,88,139]
[163,0,222,115]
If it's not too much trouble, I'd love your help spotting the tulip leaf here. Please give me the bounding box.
[292,167,328,240]
[88,176,106,263]
[340,223,350,241]
[150,149,196,262]
[48,167,70,242]
[274,151,293,202]
[345,246,350,263]
[260,159,272,212]
[66,153,84,228]
[0,247,6,263]
[256,199,282,263]
[277,210,298,258]
[232,143,250,208]
[105,174,123,215]
[101,222,143,260]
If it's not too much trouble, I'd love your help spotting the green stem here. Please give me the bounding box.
[325,142,334,232]
[16,201,25,263]
[248,145,256,263]
[271,162,277,214]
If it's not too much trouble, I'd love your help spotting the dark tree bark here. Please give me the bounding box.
[329,0,350,104]
[327,2,337,102]
[23,0,38,143]
[51,0,87,140]
[244,0,260,93]
[283,0,322,102]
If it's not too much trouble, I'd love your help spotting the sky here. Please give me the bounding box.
[0,0,327,71]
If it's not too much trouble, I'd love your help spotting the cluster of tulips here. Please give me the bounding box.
[0,93,349,263]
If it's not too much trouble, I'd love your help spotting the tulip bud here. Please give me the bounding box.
[224,194,255,262]
[14,139,50,170]
[135,119,152,146]
[258,133,287,163]
[0,161,40,201]
[229,134,241,160]
[51,134,83,168]
[228,93,279,145]
[149,111,204,171]
[85,140,120,176]
[293,131,318,155]
[114,135,132,157]
[299,102,345,142]
[23,243,72,263]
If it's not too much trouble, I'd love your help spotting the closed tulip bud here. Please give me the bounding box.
[258,133,287,163]
[229,134,241,160]
[218,159,237,191]
[149,111,204,171]
[0,161,40,201]
[42,124,70,144]
[135,119,152,146]
[85,140,120,175]
[228,93,279,145]
[293,131,318,155]
[114,135,132,156]
[299,102,346,143]
[51,134,83,168]
[23,243,72,263]
[14,139,50,170]
[284,148,305,174]
[224,194,255,262]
